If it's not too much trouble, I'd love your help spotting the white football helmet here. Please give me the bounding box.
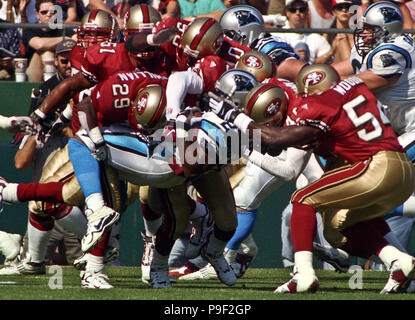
[214,69,259,108]
[219,5,264,46]
[354,1,403,56]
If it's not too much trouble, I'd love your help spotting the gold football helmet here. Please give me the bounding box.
[128,84,167,133]
[296,63,340,97]
[243,83,287,125]
[124,4,162,38]
[181,17,224,60]
[77,10,120,48]
[235,51,277,82]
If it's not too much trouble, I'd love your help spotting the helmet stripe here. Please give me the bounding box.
[189,18,216,51]
[88,10,99,23]
[141,4,150,23]
[148,87,166,128]
[245,84,273,115]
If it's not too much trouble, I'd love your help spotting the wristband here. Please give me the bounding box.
[233,113,253,134]
[146,34,157,46]
[61,104,73,120]
[34,109,47,120]
[89,126,104,146]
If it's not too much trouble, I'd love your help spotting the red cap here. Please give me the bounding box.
[332,0,353,7]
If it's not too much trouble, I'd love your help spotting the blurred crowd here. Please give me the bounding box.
[0,0,413,82]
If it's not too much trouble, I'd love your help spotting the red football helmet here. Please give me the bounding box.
[77,10,120,48]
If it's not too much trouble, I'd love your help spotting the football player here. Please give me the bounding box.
[211,63,415,294]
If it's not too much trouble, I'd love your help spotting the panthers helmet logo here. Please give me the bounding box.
[234,10,262,27]
[380,7,401,24]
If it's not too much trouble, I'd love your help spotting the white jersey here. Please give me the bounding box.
[350,34,415,135]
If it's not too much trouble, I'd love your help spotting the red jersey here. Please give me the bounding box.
[91,70,168,127]
[81,42,136,84]
[266,77,298,126]
[291,77,403,163]
[69,44,85,74]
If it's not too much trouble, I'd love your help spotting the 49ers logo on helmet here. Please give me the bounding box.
[136,93,149,114]
[243,55,263,69]
[264,98,281,117]
[304,71,325,85]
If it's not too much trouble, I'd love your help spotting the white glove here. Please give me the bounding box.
[92,142,108,162]
[208,92,239,121]
[0,115,40,134]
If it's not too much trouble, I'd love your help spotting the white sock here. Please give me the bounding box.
[189,201,207,221]
[27,221,52,263]
[294,251,315,275]
[2,183,19,203]
[55,206,87,239]
[85,253,104,274]
[85,193,105,213]
[143,216,162,236]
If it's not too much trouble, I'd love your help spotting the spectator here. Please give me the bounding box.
[20,0,37,23]
[406,0,415,23]
[275,0,334,63]
[56,0,79,24]
[361,0,414,29]
[22,0,76,82]
[307,0,335,28]
[267,0,286,15]
[178,0,227,19]
[325,0,354,63]
[0,17,22,80]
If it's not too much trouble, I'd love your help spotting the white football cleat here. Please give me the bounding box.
[185,208,214,259]
[274,267,319,294]
[81,271,113,289]
[312,242,350,273]
[169,261,200,278]
[231,253,255,279]
[82,206,120,252]
[380,257,415,294]
[140,230,155,284]
[0,258,45,275]
[179,263,218,280]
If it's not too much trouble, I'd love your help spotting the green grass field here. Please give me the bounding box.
[0,266,414,301]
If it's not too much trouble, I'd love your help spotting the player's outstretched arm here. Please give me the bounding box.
[31,72,92,126]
